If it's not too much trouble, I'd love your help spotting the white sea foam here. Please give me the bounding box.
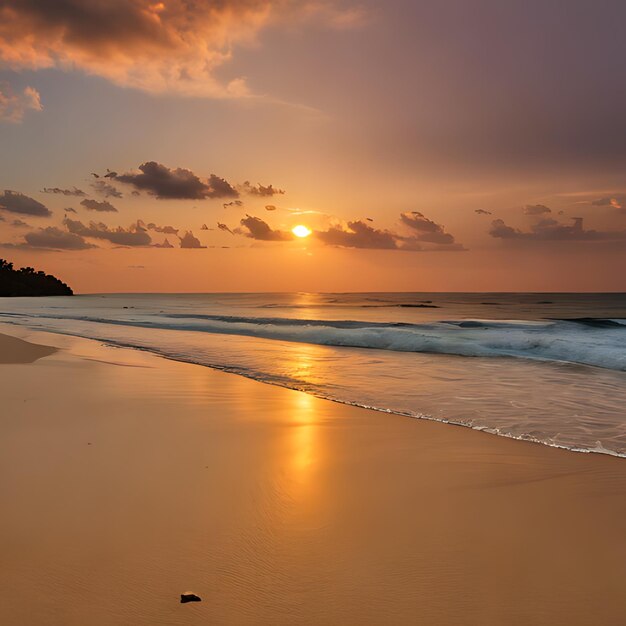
[2,311,624,370]
[0,293,624,457]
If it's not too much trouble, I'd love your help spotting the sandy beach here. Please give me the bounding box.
[0,324,624,626]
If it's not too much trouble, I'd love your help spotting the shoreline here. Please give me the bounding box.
[0,326,625,625]
[1,320,623,459]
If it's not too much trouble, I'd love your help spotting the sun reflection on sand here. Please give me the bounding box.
[290,391,317,479]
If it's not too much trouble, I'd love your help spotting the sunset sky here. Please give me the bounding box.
[1,0,625,292]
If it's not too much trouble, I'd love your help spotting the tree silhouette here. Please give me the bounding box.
[0,259,73,296]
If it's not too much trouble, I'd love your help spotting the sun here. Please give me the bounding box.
[292,225,312,238]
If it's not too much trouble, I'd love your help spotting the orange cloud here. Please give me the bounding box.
[0,82,42,122]
[0,0,360,97]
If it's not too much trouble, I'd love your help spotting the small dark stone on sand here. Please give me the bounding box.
[181,592,201,604]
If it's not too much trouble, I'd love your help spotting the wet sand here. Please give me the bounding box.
[0,331,57,363]
[0,325,624,625]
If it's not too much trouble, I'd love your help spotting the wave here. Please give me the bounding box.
[1,310,624,371]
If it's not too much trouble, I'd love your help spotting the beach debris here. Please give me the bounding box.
[180,592,201,604]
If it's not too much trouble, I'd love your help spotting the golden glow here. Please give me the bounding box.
[292,225,312,238]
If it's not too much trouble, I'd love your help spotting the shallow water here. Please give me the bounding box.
[1,292,625,456]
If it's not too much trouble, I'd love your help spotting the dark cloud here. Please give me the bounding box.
[489,217,626,242]
[314,219,465,252]
[137,220,179,235]
[90,179,123,198]
[153,238,174,248]
[0,190,51,216]
[399,211,457,244]
[523,204,552,215]
[64,207,77,214]
[64,217,152,246]
[475,208,492,215]
[206,175,239,199]
[591,197,622,210]
[0,189,52,217]
[114,161,238,200]
[265,205,277,211]
[42,186,86,197]
[11,219,29,228]
[591,197,612,207]
[1,226,95,250]
[149,223,178,235]
[223,200,244,209]
[179,231,206,249]
[240,181,285,197]
[217,222,234,235]
[232,212,465,251]
[316,220,397,249]
[237,215,293,241]
[201,224,210,230]
[80,198,118,213]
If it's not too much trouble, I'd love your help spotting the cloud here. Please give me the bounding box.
[475,208,492,215]
[232,212,465,251]
[2,226,96,250]
[265,205,277,211]
[64,217,152,246]
[489,217,626,242]
[314,219,465,251]
[217,222,234,235]
[316,220,398,249]
[80,198,118,213]
[591,197,622,210]
[0,190,52,216]
[240,181,285,196]
[114,161,238,199]
[314,220,398,250]
[140,221,179,235]
[179,231,206,248]
[0,1,358,98]
[237,215,293,241]
[11,219,30,228]
[153,238,174,248]
[90,179,123,198]
[64,207,77,214]
[399,211,458,245]
[523,204,552,215]
[223,200,244,209]
[42,186,86,197]
[0,82,42,122]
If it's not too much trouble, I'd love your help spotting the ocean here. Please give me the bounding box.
[1,292,624,457]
